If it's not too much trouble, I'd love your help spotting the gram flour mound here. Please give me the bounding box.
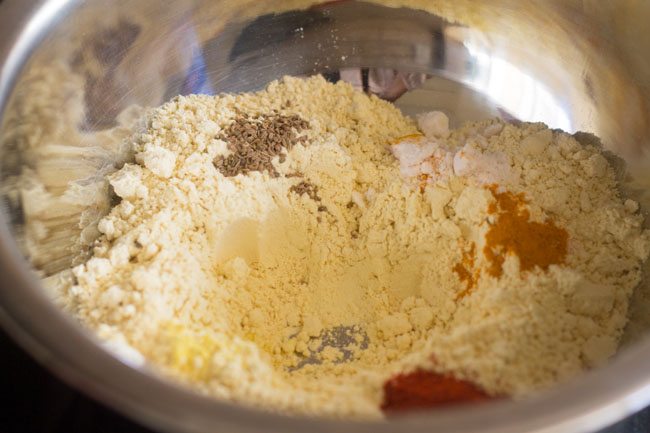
[55,76,650,417]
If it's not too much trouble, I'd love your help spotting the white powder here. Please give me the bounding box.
[137,144,177,179]
[50,76,649,417]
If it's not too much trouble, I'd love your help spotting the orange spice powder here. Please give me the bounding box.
[454,242,478,299]
[418,173,430,193]
[393,133,425,144]
[484,185,568,277]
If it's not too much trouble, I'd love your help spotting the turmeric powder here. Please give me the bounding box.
[484,186,568,277]
[454,242,478,299]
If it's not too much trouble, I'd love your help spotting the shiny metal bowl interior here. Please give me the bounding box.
[2,1,650,432]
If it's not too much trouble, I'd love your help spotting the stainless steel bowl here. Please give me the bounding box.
[2,1,650,432]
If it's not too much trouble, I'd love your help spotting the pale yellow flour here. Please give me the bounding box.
[43,76,650,417]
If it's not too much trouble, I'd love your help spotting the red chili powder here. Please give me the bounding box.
[381,369,493,413]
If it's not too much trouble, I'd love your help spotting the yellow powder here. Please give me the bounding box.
[5,0,648,419]
[484,186,568,277]
[36,76,650,418]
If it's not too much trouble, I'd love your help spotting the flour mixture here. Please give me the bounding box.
[52,76,649,417]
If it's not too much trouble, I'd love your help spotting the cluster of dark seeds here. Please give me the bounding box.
[213,112,309,177]
[290,181,328,212]
[290,181,320,202]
